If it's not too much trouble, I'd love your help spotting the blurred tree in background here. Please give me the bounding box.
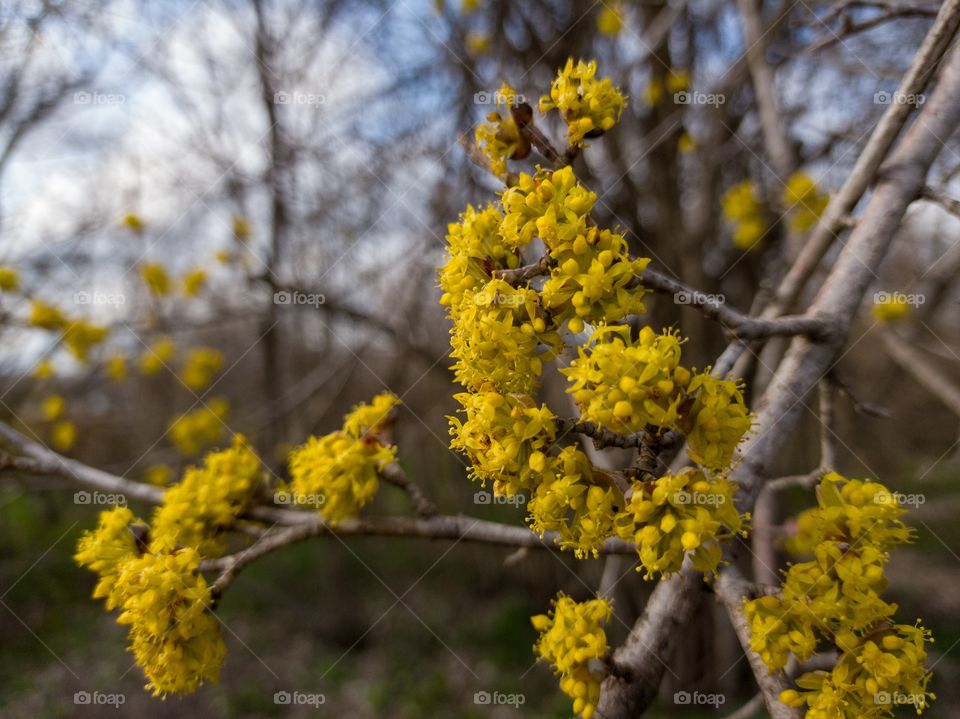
[1,0,959,717]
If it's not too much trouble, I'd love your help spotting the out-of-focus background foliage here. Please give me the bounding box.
[0,0,958,716]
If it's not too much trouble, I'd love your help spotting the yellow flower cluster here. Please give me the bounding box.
[527,446,621,558]
[180,347,224,391]
[449,388,557,496]
[783,171,829,232]
[614,469,745,578]
[474,83,528,177]
[540,59,626,146]
[122,213,145,233]
[596,4,625,35]
[287,393,399,524]
[722,180,767,250]
[745,473,933,718]
[168,398,229,455]
[439,203,515,310]
[105,354,127,381]
[151,435,264,556]
[680,374,752,472]
[140,262,171,296]
[29,300,66,329]
[500,166,594,249]
[75,506,144,610]
[642,69,689,107]
[449,279,560,393]
[115,548,226,697]
[531,594,612,719]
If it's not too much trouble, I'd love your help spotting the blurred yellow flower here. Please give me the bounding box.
[105,355,127,381]
[140,263,171,296]
[33,359,56,379]
[122,213,145,233]
[231,215,251,241]
[0,266,19,291]
[144,463,173,487]
[29,301,67,330]
[139,337,176,376]
[41,394,66,421]
[51,420,77,451]
[181,269,207,297]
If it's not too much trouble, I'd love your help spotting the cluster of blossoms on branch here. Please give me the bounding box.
[446,59,754,718]
[745,472,934,718]
[74,394,400,695]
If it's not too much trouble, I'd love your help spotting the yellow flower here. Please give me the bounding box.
[342,391,400,438]
[179,347,224,391]
[105,354,127,381]
[33,358,56,379]
[215,249,234,264]
[168,398,229,455]
[679,373,752,472]
[678,131,695,154]
[473,83,529,177]
[540,58,626,146]
[140,262,171,296]
[41,394,66,421]
[181,269,207,297]
[121,213,145,233]
[232,215,251,241]
[139,337,176,376]
[597,4,624,35]
[872,292,911,322]
[63,319,108,361]
[143,463,173,487]
[51,420,77,451]
[532,593,612,719]
[465,32,490,55]
[0,266,19,291]
[29,301,67,330]
[783,171,828,231]
[722,180,767,250]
